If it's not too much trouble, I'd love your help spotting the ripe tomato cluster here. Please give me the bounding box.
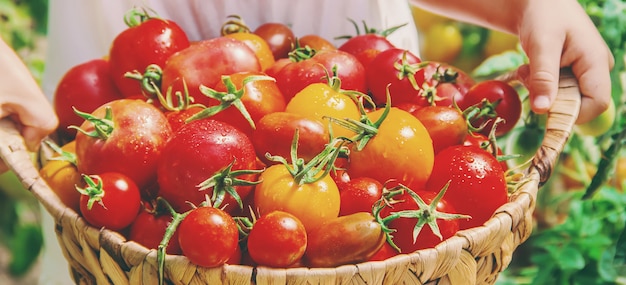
[43,8,525,271]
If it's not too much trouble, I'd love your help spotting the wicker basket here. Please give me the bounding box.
[0,68,582,285]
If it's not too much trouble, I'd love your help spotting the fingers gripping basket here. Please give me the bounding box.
[0,68,581,285]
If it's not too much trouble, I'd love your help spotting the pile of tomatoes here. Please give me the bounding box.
[42,8,525,271]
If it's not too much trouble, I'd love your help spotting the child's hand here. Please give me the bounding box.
[0,39,58,172]
[516,0,614,124]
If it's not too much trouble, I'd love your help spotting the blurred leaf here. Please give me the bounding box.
[8,223,42,276]
[471,46,528,79]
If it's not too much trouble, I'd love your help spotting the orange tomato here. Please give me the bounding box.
[347,107,434,190]
[40,141,82,213]
[225,33,276,71]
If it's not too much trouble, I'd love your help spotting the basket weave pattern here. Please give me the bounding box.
[0,69,581,285]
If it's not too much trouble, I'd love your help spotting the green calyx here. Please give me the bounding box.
[196,159,264,209]
[184,74,274,128]
[75,174,105,211]
[462,98,502,133]
[123,6,160,27]
[266,130,349,185]
[69,106,114,140]
[288,45,317,62]
[334,18,408,40]
[373,182,471,253]
[220,14,252,35]
[43,139,77,166]
[124,64,163,100]
[327,91,393,151]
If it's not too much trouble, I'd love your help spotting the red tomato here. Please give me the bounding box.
[338,177,383,216]
[160,37,262,107]
[426,145,508,229]
[456,80,522,137]
[413,61,475,107]
[178,206,239,268]
[365,48,424,106]
[128,206,182,255]
[108,11,190,97]
[53,59,124,140]
[246,211,307,268]
[164,106,204,133]
[74,99,173,195]
[77,172,141,231]
[251,112,329,165]
[274,49,367,101]
[412,105,468,154]
[379,189,461,253]
[253,22,296,60]
[201,71,287,137]
[463,133,508,171]
[368,241,399,261]
[156,119,258,213]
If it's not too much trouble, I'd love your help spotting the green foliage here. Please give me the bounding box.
[529,188,626,284]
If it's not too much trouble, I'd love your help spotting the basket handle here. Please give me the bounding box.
[0,68,581,213]
[526,67,581,185]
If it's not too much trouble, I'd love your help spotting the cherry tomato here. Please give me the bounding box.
[463,132,508,171]
[298,34,336,52]
[108,10,190,97]
[128,206,182,255]
[205,71,286,137]
[421,22,463,63]
[77,172,141,231]
[39,141,82,213]
[413,61,475,107]
[53,59,124,140]
[253,22,296,60]
[225,33,276,71]
[347,107,434,190]
[456,80,522,137]
[274,49,367,101]
[74,99,173,194]
[285,81,361,139]
[426,145,508,230]
[156,119,258,213]
[246,211,307,268]
[412,105,468,154]
[178,206,239,268]
[575,98,616,137]
[338,177,383,216]
[251,112,329,165]
[254,164,341,232]
[379,189,461,253]
[304,212,385,267]
[161,37,261,107]
[365,48,424,106]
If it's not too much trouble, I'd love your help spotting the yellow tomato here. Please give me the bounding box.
[410,5,450,32]
[421,22,463,63]
[285,83,361,139]
[39,141,82,213]
[575,99,616,137]
[254,164,341,232]
[483,30,519,57]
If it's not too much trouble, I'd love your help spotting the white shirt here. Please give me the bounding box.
[39,1,419,284]
[42,0,419,100]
